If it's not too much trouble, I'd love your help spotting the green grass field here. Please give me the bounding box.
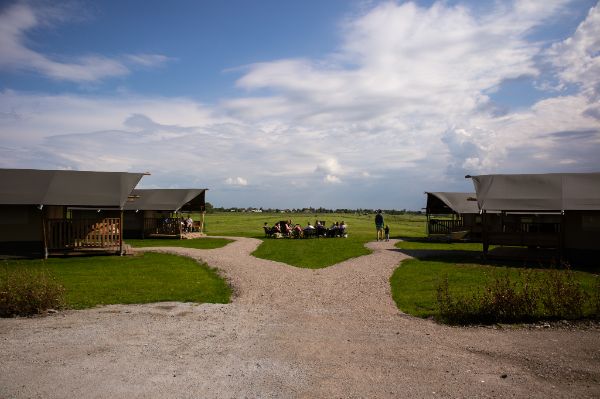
[199,211,426,268]
[1,253,231,309]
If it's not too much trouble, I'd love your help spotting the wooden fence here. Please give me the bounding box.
[46,218,121,250]
[428,219,465,234]
[143,218,182,236]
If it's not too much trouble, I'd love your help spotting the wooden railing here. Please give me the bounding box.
[46,218,121,250]
[143,218,182,236]
[428,219,465,234]
[502,222,560,234]
[484,221,562,248]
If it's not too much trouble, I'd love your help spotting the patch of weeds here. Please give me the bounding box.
[0,267,66,317]
[437,265,597,325]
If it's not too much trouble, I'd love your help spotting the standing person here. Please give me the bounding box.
[375,210,384,241]
[384,225,390,242]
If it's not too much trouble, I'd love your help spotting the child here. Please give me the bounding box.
[384,225,390,241]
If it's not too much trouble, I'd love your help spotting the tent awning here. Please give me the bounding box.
[0,168,146,209]
[468,173,600,211]
[425,192,479,215]
[124,189,207,212]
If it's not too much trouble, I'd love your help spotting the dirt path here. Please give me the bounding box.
[1,237,599,398]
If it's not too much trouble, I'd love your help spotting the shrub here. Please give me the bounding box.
[436,267,595,325]
[538,268,587,319]
[0,267,66,317]
[592,276,600,317]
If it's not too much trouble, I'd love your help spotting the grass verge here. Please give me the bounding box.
[1,253,231,310]
[390,258,599,322]
[126,237,232,249]
[252,236,371,269]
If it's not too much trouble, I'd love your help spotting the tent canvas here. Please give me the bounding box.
[0,168,147,257]
[0,168,145,208]
[123,189,207,238]
[467,172,600,257]
[125,189,207,212]
[425,192,479,215]
[424,192,481,238]
[471,173,600,211]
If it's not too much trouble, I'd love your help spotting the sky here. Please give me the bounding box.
[1,0,599,210]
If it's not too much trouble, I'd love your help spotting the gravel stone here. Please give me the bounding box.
[0,237,599,398]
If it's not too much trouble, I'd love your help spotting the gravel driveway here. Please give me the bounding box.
[1,237,599,398]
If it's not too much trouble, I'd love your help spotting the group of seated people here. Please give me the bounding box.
[263,220,348,238]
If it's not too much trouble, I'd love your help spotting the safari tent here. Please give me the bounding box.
[123,189,207,238]
[468,173,600,258]
[0,168,146,258]
[425,192,481,239]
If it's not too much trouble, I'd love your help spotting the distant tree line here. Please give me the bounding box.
[205,203,421,215]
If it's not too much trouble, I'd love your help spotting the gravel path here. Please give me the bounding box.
[1,237,599,398]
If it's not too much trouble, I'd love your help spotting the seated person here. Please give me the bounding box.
[315,221,326,237]
[303,222,315,237]
[328,222,339,237]
[272,222,281,234]
[293,223,303,238]
[263,222,272,237]
[339,221,347,234]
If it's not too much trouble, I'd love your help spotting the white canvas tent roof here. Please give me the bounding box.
[425,192,480,214]
[0,168,146,209]
[124,189,206,212]
[469,173,600,211]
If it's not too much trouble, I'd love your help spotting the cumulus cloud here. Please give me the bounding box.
[546,3,600,98]
[324,174,341,184]
[225,177,248,186]
[0,2,170,82]
[1,0,599,209]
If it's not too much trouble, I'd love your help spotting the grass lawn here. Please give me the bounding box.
[198,211,426,268]
[251,235,371,269]
[1,253,231,309]
[126,237,232,249]
[390,258,599,319]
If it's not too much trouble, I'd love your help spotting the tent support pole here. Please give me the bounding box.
[119,210,124,256]
[41,207,49,259]
[482,211,488,259]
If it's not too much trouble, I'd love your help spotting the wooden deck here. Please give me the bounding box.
[44,217,124,256]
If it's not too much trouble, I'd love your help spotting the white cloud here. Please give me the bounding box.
[225,177,248,186]
[324,174,341,184]
[0,3,170,83]
[546,3,600,98]
[126,54,173,68]
[1,0,599,209]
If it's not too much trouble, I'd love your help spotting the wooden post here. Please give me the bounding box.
[200,211,205,234]
[482,211,488,259]
[559,211,565,263]
[178,212,183,239]
[40,206,49,259]
[119,210,124,256]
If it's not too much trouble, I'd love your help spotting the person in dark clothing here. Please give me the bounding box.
[375,210,384,241]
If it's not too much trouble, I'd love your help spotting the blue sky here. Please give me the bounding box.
[1,0,599,210]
